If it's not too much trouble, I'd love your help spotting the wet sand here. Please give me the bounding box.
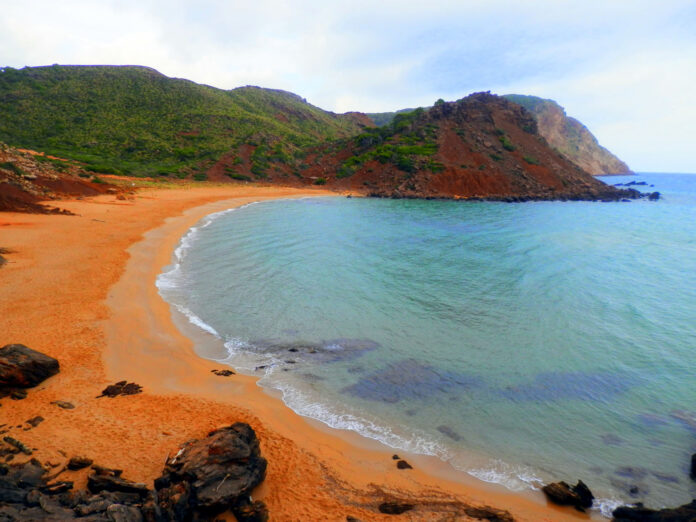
[0,185,589,520]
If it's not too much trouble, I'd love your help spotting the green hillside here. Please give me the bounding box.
[0,65,365,177]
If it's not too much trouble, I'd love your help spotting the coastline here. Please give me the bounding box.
[0,185,590,520]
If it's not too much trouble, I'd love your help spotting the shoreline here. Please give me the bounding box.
[0,185,590,520]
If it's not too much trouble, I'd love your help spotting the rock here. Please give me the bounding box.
[40,480,73,494]
[155,422,267,514]
[0,344,59,389]
[464,506,514,522]
[51,400,75,409]
[211,369,235,377]
[437,425,462,441]
[10,389,27,400]
[391,454,400,460]
[26,416,44,427]
[97,381,142,398]
[396,460,412,470]
[106,503,144,522]
[648,191,660,201]
[92,465,123,477]
[691,454,696,479]
[68,456,93,471]
[232,496,270,522]
[612,499,696,521]
[378,501,414,514]
[3,436,33,455]
[542,480,594,511]
[87,473,149,496]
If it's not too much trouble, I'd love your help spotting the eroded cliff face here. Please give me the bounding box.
[503,95,631,175]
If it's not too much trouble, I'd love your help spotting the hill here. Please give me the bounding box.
[301,93,639,201]
[502,94,631,175]
[0,142,120,213]
[0,65,367,178]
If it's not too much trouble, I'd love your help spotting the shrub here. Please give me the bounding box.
[226,173,252,181]
[313,177,327,185]
[498,135,515,151]
[193,173,207,181]
[0,161,22,174]
[489,153,502,162]
[523,155,540,165]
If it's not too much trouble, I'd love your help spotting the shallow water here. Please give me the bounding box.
[158,173,696,516]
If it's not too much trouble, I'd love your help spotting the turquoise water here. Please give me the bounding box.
[158,173,696,516]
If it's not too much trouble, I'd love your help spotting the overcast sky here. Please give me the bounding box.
[2,0,695,172]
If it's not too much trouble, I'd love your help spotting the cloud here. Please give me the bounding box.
[1,0,695,170]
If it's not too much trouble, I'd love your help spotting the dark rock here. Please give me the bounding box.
[75,497,113,516]
[378,501,414,514]
[464,506,514,522]
[12,458,45,487]
[155,422,267,515]
[156,480,191,522]
[211,369,235,377]
[0,483,27,504]
[396,460,412,470]
[648,191,660,201]
[87,473,149,496]
[542,480,594,511]
[106,503,143,522]
[690,453,696,479]
[97,381,142,398]
[68,456,93,471]
[437,425,462,441]
[10,389,27,400]
[612,499,696,521]
[26,416,44,427]
[391,454,400,460]
[232,496,269,522]
[92,465,123,477]
[3,436,33,455]
[0,344,59,388]
[51,400,75,409]
[40,480,74,494]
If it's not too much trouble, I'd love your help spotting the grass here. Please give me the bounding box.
[0,65,365,178]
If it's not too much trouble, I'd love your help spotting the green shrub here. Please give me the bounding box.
[489,153,502,161]
[313,177,327,185]
[226,173,252,181]
[193,172,207,181]
[0,161,22,174]
[523,155,540,165]
[498,135,515,151]
[91,176,105,184]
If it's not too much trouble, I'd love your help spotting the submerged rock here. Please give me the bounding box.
[612,499,696,521]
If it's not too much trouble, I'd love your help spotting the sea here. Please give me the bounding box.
[157,173,696,517]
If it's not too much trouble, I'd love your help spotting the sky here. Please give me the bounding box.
[2,0,695,172]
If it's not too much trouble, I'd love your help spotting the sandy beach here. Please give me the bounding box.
[0,185,589,521]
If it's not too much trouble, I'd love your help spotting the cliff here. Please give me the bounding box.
[503,95,631,175]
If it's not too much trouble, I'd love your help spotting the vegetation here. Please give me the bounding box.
[523,155,540,165]
[0,65,365,177]
[329,108,442,176]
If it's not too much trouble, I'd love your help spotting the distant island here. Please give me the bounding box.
[0,64,640,206]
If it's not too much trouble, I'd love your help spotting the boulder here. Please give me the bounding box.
[87,472,149,496]
[68,456,93,471]
[0,344,59,388]
[542,480,594,511]
[155,422,267,514]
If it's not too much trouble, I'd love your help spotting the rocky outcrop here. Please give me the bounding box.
[0,423,268,521]
[0,344,59,391]
[542,480,594,511]
[612,500,696,521]
[308,92,641,201]
[503,94,631,175]
[155,423,268,519]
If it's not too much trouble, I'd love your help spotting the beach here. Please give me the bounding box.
[0,185,588,521]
